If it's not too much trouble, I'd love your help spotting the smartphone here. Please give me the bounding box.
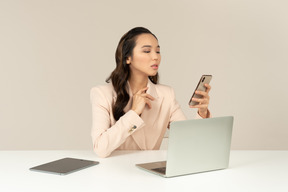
[188,75,212,106]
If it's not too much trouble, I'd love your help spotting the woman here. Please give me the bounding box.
[90,27,211,158]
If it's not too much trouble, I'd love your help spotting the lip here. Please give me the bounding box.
[151,64,159,69]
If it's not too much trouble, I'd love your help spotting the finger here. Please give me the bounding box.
[204,84,211,93]
[136,87,149,94]
[145,99,152,109]
[195,90,208,97]
[189,100,209,109]
[192,97,209,104]
[194,92,210,102]
[142,93,155,101]
[189,103,209,109]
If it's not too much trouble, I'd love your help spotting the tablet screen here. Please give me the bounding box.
[29,157,99,175]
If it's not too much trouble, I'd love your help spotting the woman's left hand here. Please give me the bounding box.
[189,84,211,118]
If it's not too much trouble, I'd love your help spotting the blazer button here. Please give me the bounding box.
[129,125,137,133]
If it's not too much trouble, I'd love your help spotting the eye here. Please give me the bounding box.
[143,50,150,53]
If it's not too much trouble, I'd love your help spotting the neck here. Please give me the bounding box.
[128,75,148,95]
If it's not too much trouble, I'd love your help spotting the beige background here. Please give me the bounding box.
[0,0,287,150]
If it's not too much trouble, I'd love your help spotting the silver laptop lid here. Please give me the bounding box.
[166,116,233,177]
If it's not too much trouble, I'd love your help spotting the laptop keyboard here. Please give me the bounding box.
[152,167,166,174]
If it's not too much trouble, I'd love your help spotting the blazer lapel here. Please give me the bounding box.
[112,83,147,149]
[131,80,164,149]
[112,80,164,150]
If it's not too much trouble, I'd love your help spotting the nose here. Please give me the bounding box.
[152,51,159,61]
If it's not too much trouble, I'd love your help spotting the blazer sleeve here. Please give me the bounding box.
[90,87,144,158]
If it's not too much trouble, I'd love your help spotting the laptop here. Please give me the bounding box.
[136,116,234,178]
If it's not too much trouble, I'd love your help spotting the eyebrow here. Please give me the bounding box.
[141,45,160,48]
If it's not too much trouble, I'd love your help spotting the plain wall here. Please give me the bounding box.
[1,0,287,150]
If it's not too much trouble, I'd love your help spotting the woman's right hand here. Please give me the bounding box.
[131,87,155,116]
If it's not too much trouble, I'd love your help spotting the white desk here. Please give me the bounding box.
[0,150,287,192]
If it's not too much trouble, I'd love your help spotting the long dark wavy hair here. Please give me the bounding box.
[106,27,159,121]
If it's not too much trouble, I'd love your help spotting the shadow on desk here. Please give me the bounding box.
[109,150,143,157]
[99,150,168,166]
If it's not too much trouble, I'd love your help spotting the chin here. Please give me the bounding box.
[148,71,158,76]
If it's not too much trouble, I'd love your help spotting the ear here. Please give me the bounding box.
[126,56,132,64]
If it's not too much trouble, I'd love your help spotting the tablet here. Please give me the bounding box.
[29,157,99,175]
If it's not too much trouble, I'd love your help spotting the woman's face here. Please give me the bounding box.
[126,33,161,78]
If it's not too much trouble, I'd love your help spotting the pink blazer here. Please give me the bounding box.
[90,80,203,158]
